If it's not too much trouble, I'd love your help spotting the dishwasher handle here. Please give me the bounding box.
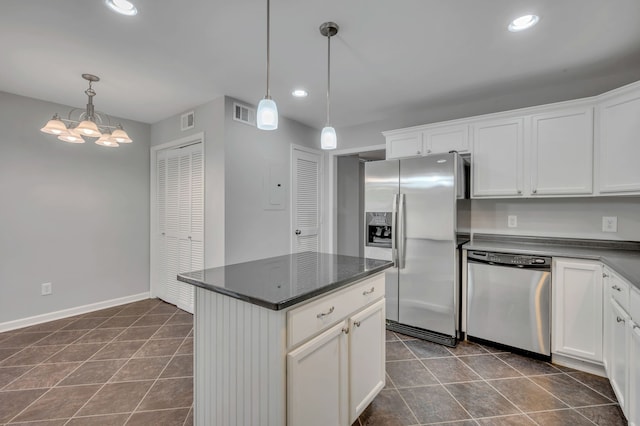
[467,251,551,269]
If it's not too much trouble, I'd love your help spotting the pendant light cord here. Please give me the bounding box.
[266,0,271,99]
[326,32,331,125]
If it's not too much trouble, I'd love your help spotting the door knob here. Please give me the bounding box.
[295,230,301,235]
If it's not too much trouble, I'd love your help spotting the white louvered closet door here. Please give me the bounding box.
[156,142,204,313]
[292,149,321,253]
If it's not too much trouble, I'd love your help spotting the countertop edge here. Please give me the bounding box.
[462,241,640,290]
[177,262,392,311]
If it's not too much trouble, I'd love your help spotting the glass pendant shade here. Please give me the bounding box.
[40,117,67,135]
[76,120,102,137]
[58,129,85,143]
[257,98,278,130]
[95,133,120,147]
[321,126,337,150]
[111,127,132,143]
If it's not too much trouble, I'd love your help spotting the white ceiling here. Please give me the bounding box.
[2,0,640,129]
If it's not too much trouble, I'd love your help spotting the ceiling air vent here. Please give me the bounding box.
[181,111,195,131]
[233,102,256,126]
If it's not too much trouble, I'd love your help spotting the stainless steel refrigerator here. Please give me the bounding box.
[364,152,469,346]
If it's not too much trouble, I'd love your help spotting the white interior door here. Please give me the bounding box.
[292,148,322,253]
[155,142,203,313]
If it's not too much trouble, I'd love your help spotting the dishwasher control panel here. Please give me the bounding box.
[468,251,551,267]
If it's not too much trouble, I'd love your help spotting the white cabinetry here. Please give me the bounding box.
[530,106,594,196]
[386,131,423,159]
[423,124,469,155]
[288,321,349,426]
[597,85,640,194]
[348,300,386,420]
[472,117,524,197]
[552,259,603,362]
[629,287,640,426]
[608,298,630,413]
[288,298,385,425]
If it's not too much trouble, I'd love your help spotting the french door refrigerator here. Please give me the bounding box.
[364,152,468,346]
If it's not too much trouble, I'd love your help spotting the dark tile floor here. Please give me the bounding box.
[0,300,627,426]
[355,330,627,426]
[0,299,193,425]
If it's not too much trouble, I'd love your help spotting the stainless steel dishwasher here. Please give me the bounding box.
[467,251,551,356]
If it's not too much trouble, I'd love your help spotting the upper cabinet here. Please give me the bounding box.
[472,118,524,197]
[597,85,640,195]
[424,124,470,155]
[530,106,594,196]
[385,131,423,159]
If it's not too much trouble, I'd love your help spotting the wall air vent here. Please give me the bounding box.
[181,111,195,131]
[233,102,256,126]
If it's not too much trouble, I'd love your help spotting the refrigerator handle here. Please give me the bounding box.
[392,193,398,267]
[398,193,406,269]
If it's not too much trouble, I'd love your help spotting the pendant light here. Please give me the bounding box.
[320,22,339,150]
[256,0,278,130]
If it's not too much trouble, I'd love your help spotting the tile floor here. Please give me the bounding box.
[0,299,627,425]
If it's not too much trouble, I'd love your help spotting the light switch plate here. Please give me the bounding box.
[508,215,517,228]
[602,216,618,233]
[41,282,52,296]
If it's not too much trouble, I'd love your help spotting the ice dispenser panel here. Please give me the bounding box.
[366,212,393,248]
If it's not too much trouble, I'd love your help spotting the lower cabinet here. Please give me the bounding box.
[552,258,603,362]
[607,298,630,413]
[288,299,386,426]
[630,319,640,426]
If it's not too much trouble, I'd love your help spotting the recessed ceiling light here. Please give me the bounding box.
[508,14,539,32]
[105,0,138,16]
[292,89,308,98]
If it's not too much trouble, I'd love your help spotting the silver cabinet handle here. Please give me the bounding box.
[517,190,522,194]
[362,287,375,296]
[532,189,537,194]
[295,230,301,235]
[317,306,335,319]
[416,150,421,155]
[427,149,432,154]
[188,236,192,240]
[342,327,349,334]
[617,316,625,324]
[612,285,622,292]
[161,232,166,236]
[354,321,361,328]
[603,273,609,278]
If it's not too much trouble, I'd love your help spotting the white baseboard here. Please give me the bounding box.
[0,292,151,333]
[551,353,607,377]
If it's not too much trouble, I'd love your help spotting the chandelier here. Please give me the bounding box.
[40,74,133,147]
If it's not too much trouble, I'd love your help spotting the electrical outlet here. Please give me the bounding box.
[508,215,517,228]
[602,216,618,233]
[41,282,52,296]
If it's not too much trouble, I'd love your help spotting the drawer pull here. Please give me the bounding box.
[354,321,361,328]
[342,327,349,334]
[603,273,609,278]
[316,306,335,319]
[617,316,625,324]
[612,285,622,292]
[363,287,375,296]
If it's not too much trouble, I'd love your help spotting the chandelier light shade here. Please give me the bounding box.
[40,74,133,147]
[256,0,278,130]
[320,22,339,150]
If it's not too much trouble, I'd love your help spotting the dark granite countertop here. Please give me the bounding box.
[463,234,640,290]
[177,252,393,310]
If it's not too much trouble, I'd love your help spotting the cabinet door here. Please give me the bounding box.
[552,259,603,362]
[472,118,524,197]
[424,125,469,154]
[629,320,640,426]
[386,132,424,159]
[608,299,630,414]
[287,321,348,426]
[597,88,640,194]
[531,107,594,195]
[349,299,385,423]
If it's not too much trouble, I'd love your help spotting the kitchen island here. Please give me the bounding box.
[178,252,393,426]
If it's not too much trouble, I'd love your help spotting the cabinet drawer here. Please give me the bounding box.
[609,272,630,312]
[287,274,385,348]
